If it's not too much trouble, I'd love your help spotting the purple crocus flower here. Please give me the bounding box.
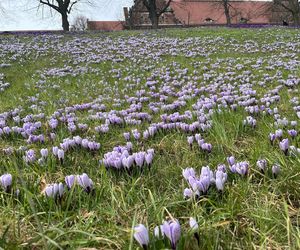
[183,188,193,198]
[24,149,36,163]
[189,217,198,230]
[233,162,249,176]
[279,138,289,155]
[215,170,227,191]
[0,173,12,192]
[57,149,65,161]
[123,132,130,141]
[201,143,212,153]
[272,164,280,177]
[288,129,297,139]
[227,156,235,166]
[256,159,267,173]
[44,183,64,198]
[154,226,163,238]
[40,148,48,158]
[133,224,149,250]
[77,173,93,193]
[182,168,195,180]
[134,152,145,168]
[145,152,153,166]
[275,129,283,139]
[65,175,75,189]
[187,136,194,147]
[269,133,276,145]
[52,146,59,156]
[162,219,181,249]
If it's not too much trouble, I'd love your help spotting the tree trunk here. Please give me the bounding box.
[61,12,70,31]
[222,0,231,25]
[148,8,159,29]
[151,15,159,29]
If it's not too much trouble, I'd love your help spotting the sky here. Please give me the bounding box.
[0,0,133,31]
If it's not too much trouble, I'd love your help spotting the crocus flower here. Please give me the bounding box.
[77,173,93,193]
[24,149,36,163]
[227,156,235,166]
[145,152,153,166]
[154,226,163,238]
[279,138,289,155]
[40,148,48,158]
[189,217,200,245]
[215,170,227,191]
[133,224,149,250]
[235,161,249,176]
[288,129,297,139]
[0,173,12,192]
[123,132,130,141]
[44,183,64,198]
[183,188,193,199]
[57,149,65,161]
[65,175,75,189]
[182,168,195,180]
[162,219,181,249]
[189,217,198,230]
[272,164,280,177]
[256,159,267,173]
[275,129,283,139]
[269,133,275,145]
[187,136,194,147]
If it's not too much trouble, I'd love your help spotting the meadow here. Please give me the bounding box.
[0,27,299,249]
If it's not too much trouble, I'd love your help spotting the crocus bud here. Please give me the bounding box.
[0,173,12,192]
[215,170,227,191]
[256,159,267,173]
[65,175,75,189]
[279,138,289,155]
[227,156,235,166]
[162,219,181,250]
[272,164,280,177]
[187,136,194,147]
[57,149,64,160]
[40,148,48,158]
[269,133,275,145]
[133,224,149,250]
[77,173,93,193]
[288,129,297,139]
[189,217,198,230]
[183,188,193,199]
[182,168,195,180]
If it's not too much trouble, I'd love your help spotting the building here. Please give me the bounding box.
[87,0,298,30]
[87,21,125,31]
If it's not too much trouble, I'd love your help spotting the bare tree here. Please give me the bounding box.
[38,0,90,31]
[273,0,300,25]
[71,15,87,31]
[221,0,231,25]
[142,0,172,29]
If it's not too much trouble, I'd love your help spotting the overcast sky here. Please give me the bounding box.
[0,0,133,31]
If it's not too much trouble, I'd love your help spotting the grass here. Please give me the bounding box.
[0,27,299,249]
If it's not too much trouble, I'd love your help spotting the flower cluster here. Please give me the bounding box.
[44,173,94,199]
[100,146,154,170]
[133,217,200,249]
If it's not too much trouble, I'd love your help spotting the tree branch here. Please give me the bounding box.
[158,0,172,16]
[68,1,77,13]
[40,0,61,13]
[274,0,294,13]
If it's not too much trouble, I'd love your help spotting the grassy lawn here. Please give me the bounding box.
[0,27,299,249]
